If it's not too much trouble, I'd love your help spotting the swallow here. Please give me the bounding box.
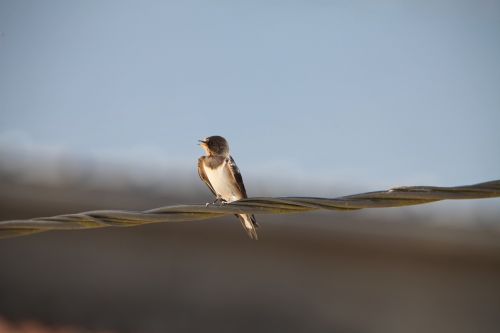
[197,135,259,240]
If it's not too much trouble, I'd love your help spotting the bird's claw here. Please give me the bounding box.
[205,198,228,207]
[212,197,228,206]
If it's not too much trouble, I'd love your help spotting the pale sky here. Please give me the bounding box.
[1,0,499,189]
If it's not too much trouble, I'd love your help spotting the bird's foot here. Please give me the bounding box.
[212,197,228,206]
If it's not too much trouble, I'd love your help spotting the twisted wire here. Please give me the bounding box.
[1,179,499,239]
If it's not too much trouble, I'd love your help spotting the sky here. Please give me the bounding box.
[1,0,499,190]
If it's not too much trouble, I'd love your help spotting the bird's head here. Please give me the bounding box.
[198,135,229,156]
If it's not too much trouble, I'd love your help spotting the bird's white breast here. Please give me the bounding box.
[204,160,241,202]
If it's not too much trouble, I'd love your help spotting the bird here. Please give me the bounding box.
[197,135,259,240]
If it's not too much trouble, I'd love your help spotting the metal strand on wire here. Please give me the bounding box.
[1,179,499,239]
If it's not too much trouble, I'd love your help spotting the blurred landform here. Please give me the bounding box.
[0,153,499,333]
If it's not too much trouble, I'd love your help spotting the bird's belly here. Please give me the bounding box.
[205,165,241,202]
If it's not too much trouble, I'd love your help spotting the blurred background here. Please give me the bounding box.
[1,1,499,333]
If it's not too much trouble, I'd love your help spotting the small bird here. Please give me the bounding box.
[197,135,259,240]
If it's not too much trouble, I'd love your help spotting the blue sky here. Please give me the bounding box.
[1,0,499,189]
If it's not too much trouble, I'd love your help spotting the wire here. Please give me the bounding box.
[1,179,499,239]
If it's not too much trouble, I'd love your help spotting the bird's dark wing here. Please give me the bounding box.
[228,156,259,235]
[198,157,216,196]
[227,156,248,198]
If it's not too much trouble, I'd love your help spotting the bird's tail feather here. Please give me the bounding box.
[236,214,259,240]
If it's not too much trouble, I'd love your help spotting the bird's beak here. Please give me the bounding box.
[198,139,207,146]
